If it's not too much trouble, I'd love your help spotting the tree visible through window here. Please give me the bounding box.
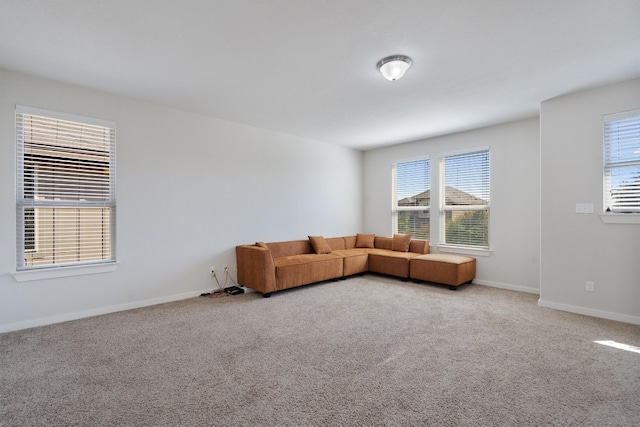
[16,107,116,269]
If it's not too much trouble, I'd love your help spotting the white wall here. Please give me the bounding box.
[0,70,363,332]
[539,78,640,324]
[363,117,541,294]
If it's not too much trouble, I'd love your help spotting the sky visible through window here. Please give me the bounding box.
[396,159,430,200]
[396,153,490,201]
[606,116,640,190]
[445,151,490,202]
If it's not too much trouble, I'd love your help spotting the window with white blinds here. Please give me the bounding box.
[604,110,640,213]
[16,106,116,270]
[393,158,430,240]
[441,149,490,248]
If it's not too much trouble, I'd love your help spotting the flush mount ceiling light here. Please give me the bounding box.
[377,55,412,81]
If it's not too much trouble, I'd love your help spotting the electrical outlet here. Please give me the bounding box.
[586,281,595,292]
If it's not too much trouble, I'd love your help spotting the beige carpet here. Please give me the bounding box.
[1,275,639,426]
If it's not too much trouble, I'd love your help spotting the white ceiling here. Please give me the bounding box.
[1,0,639,150]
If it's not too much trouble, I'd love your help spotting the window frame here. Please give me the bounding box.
[14,106,117,279]
[439,147,491,253]
[602,109,640,217]
[392,157,431,240]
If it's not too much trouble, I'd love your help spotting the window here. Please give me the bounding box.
[440,149,490,248]
[604,110,640,213]
[393,158,430,240]
[16,106,116,270]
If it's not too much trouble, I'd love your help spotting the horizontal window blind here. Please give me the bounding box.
[395,159,430,240]
[16,108,116,269]
[604,110,640,213]
[444,150,490,206]
[442,149,490,248]
[396,159,431,206]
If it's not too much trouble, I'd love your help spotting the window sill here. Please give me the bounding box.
[599,214,640,224]
[12,262,118,282]
[437,245,492,257]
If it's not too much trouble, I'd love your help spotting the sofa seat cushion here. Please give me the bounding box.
[275,253,341,267]
[413,253,474,265]
[331,248,367,257]
[366,250,421,278]
[358,248,415,257]
[409,254,476,287]
[275,254,343,290]
[332,249,369,276]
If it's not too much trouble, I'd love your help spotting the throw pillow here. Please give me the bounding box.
[355,233,375,248]
[308,235,332,254]
[392,233,411,252]
[256,241,268,249]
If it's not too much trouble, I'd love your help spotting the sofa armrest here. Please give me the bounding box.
[236,245,277,294]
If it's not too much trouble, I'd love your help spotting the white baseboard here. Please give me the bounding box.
[538,299,640,325]
[0,289,211,334]
[474,279,540,295]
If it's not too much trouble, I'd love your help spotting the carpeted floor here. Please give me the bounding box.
[1,275,639,426]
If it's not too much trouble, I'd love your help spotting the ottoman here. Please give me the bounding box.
[410,253,476,289]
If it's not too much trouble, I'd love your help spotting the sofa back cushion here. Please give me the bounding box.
[409,240,430,254]
[343,235,357,249]
[374,236,393,250]
[373,236,429,253]
[326,237,346,251]
[268,240,313,259]
[263,235,430,260]
[355,233,375,248]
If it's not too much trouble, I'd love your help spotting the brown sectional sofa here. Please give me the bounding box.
[236,234,430,297]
